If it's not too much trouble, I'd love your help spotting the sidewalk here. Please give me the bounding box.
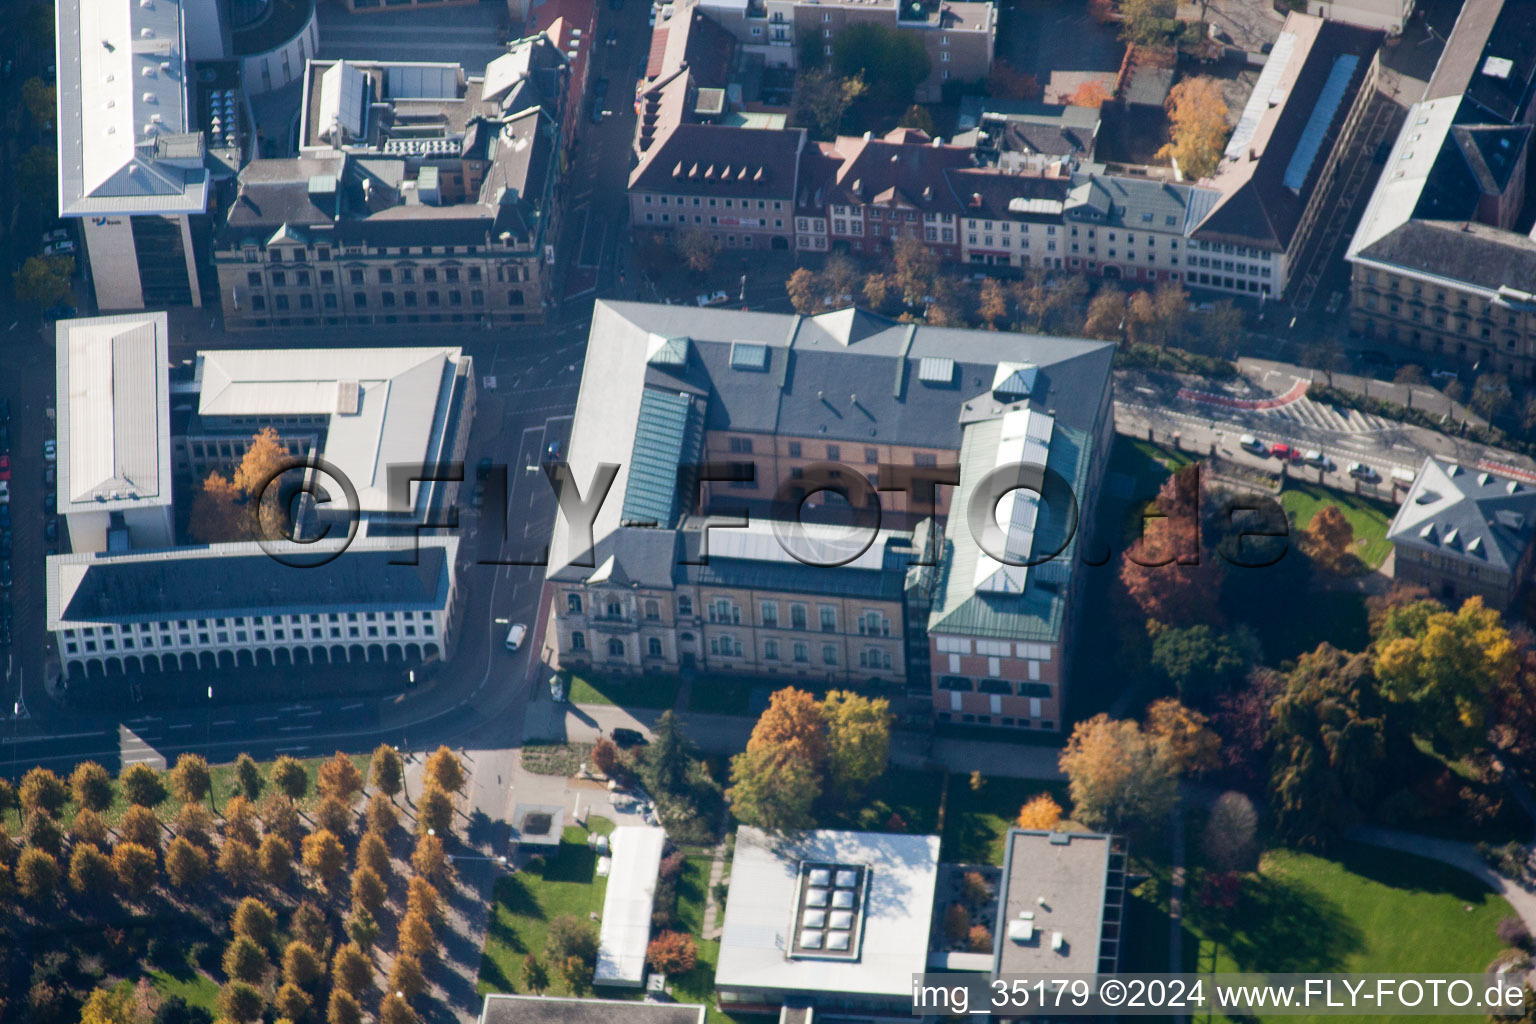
[1349,825,1536,935]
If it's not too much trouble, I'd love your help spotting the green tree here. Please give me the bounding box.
[1371,595,1516,756]
[69,761,113,813]
[1149,623,1247,707]
[119,763,167,807]
[821,690,891,803]
[1119,0,1178,45]
[345,906,381,950]
[68,843,114,899]
[217,981,263,1024]
[642,710,691,796]
[792,69,867,140]
[270,756,308,800]
[169,753,213,807]
[24,810,64,858]
[548,913,599,965]
[1058,714,1180,831]
[21,76,55,129]
[1269,644,1387,849]
[234,753,263,799]
[79,983,138,1024]
[111,843,158,899]
[223,936,268,984]
[14,144,55,206]
[13,255,73,310]
[831,22,930,107]
[369,744,404,800]
[896,104,936,136]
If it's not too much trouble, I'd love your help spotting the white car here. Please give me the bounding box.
[504,622,528,651]
[43,440,56,463]
[43,241,75,257]
[41,229,69,245]
[1302,450,1334,470]
[1239,434,1266,455]
[1348,462,1378,481]
[695,290,729,307]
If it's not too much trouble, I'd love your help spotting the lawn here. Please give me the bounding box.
[478,822,612,997]
[1188,844,1514,1024]
[567,672,682,710]
[942,775,1072,865]
[1279,483,1395,569]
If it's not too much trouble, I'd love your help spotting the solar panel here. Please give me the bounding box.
[1283,55,1359,192]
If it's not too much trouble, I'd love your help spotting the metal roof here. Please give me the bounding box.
[1282,54,1360,191]
[619,389,700,528]
[595,826,666,987]
[917,356,955,384]
[728,341,769,370]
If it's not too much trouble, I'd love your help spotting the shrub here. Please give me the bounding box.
[19,767,68,817]
[942,903,970,944]
[119,763,167,807]
[69,762,113,812]
[1499,916,1531,949]
[645,931,698,974]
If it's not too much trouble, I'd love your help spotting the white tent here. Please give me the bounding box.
[595,826,667,987]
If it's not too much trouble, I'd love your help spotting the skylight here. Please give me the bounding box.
[790,861,868,961]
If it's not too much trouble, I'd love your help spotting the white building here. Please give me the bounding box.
[56,0,212,311]
[716,826,940,1013]
[1306,0,1413,34]
[47,536,459,680]
[56,314,175,554]
[595,825,668,987]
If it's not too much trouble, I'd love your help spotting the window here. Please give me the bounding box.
[938,675,972,691]
[818,605,837,632]
[788,441,802,458]
[822,644,838,665]
[644,599,659,620]
[793,642,809,663]
[764,638,780,660]
[826,444,840,461]
[608,638,624,658]
[761,602,779,627]
[648,637,663,657]
[864,447,878,464]
[729,436,753,454]
[571,631,586,651]
[349,269,364,285]
[790,604,807,629]
[677,596,693,616]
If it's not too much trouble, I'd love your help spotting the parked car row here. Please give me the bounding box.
[1239,434,1378,480]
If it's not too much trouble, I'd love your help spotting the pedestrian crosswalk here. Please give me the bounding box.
[1261,395,1395,434]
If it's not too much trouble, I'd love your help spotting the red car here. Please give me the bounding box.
[1268,444,1301,463]
[0,455,10,481]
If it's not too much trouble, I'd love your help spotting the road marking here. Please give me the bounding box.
[278,725,312,732]
[276,746,309,754]
[212,720,237,727]
[341,702,364,711]
[169,723,192,730]
[255,716,278,722]
[297,709,323,717]
[8,730,105,743]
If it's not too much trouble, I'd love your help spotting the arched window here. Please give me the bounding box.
[607,600,622,618]
[567,593,583,614]
[608,638,624,658]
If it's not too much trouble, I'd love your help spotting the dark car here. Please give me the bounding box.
[543,439,563,463]
[611,727,648,748]
[0,506,9,528]
[44,466,55,488]
[594,77,610,100]
[44,518,57,542]
[44,491,55,514]
[589,98,604,124]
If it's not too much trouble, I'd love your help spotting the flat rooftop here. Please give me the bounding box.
[994,830,1123,975]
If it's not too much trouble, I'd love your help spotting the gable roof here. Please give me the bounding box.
[1388,457,1536,573]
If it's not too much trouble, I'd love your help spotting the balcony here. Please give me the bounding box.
[589,613,636,632]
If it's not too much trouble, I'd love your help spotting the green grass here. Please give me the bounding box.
[147,962,220,1013]
[1279,483,1395,569]
[1187,844,1514,1024]
[567,672,682,709]
[818,766,944,835]
[942,775,1072,865]
[687,676,757,716]
[478,821,613,997]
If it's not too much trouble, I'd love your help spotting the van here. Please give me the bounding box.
[1391,467,1417,487]
[504,622,528,651]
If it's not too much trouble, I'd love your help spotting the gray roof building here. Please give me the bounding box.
[1387,458,1536,577]
[993,829,1127,976]
[479,995,705,1024]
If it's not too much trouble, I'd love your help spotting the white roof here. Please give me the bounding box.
[974,407,1053,594]
[56,0,209,215]
[56,313,172,513]
[1346,97,1460,259]
[716,827,939,997]
[318,61,368,142]
[595,826,667,986]
[702,518,905,572]
[195,347,463,513]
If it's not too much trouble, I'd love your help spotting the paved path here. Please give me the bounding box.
[702,840,727,941]
[1350,825,1536,934]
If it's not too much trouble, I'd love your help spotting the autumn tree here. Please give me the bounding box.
[1303,505,1355,574]
[189,471,247,543]
[232,896,278,947]
[728,688,828,829]
[70,762,114,813]
[1016,793,1063,830]
[354,832,389,881]
[943,903,971,944]
[24,810,65,858]
[260,791,300,838]
[223,936,268,985]
[317,795,353,837]
[68,844,114,899]
[646,931,699,974]
[346,906,381,950]
[19,766,68,817]
[370,744,404,800]
[281,941,322,989]
[411,833,450,882]
[1371,595,1516,757]
[1059,714,1180,831]
[78,984,138,1024]
[319,752,365,802]
[1083,285,1126,339]
[1202,790,1258,872]
[822,690,891,803]
[350,865,387,915]
[119,805,163,854]
[407,876,443,926]
[259,835,295,887]
[111,843,158,899]
[892,236,939,307]
[366,792,399,837]
[967,924,993,952]
[397,910,438,961]
[292,900,330,952]
[328,988,364,1024]
[332,943,372,996]
[175,802,216,848]
[898,103,937,136]
[978,277,1009,329]
[415,786,454,837]
[786,267,820,314]
[219,840,259,890]
[165,836,210,890]
[1269,644,1387,848]
[1121,467,1223,628]
[676,228,721,274]
[1068,80,1110,108]
[302,830,347,885]
[380,993,417,1024]
[1158,76,1228,179]
[275,983,311,1023]
[1126,281,1189,349]
[270,755,309,800]
[169,753,213,808]
[223,794,261,847]
[1144,698,1221,775]
[218,981,263,1024]
[119,763,166,808]
[388,952,426,1000]
[71,807,110,849]
[16,847,59,902]
[235,753,263,799]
